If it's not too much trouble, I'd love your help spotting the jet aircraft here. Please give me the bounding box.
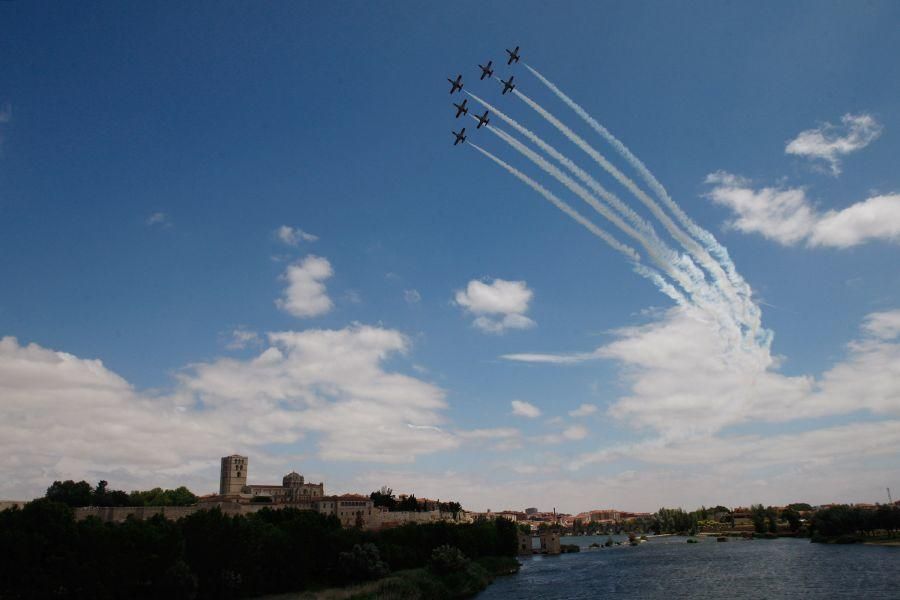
[447,74,463,94]
[475,110,490,129]
[501,76,516,95]
[452,128,467,146]
[478,60,494,80]
[505,46,520,65]
[453,99,469,118]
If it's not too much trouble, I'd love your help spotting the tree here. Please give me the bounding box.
[438,500,463,515]
[129,486,198,507]
[781,507,801,532]
[370,486,397,511]
[766,506,778,533]
[750,504,768,534]
[397,494,419,512]
[338,543,389,582]
[428,545,469,575]
[46,480,93,507]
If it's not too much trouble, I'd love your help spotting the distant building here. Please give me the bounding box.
[244,472,324,503]
[215,455,324,504]
[525,507,538,515]
[59,454,460,532]
[317,494,377,528]
[219,455,248,495]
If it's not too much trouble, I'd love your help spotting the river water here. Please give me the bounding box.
[478,535,900,599]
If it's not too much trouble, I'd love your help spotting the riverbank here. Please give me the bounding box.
[256,556,520,600]
[813,533,900,545]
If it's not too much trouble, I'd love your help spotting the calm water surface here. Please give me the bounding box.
[478,535,900,599]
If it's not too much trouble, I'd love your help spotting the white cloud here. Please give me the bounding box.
[705,172,900,248]
[455,278,536,334]
[182,325,456,463]
[225,328,260,350]
[808,194,900,248]
[0,323,457,499]
[862,310,900,340]
[562,424,588,440]
[276,225,318,246]
[404,289,421,304]
[511,399,541,418]
[0,336,227,499]
[705,172,816,245]
[455,427,520,440]
[501,350,600,364]
[572,420,900,473]
[785,113,882,175]
[506,306,900,441]
[569,403,598,417]
[455,427,521,450]
[276,255,334,318]
[146,212,171,227]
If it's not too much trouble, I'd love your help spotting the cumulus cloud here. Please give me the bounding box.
[404,289,421,304]
[225,327,261,350]
[276,255,334,318]
[505,305,900,440]
[785,113,882,175]
[0,324,456,499]
[862,310,900,340]
[705,172,900,248]
[511,399,541,418]
[454,278,535,334]
[183,325,456,462]
[0,336,227,499]
[808,195,900,248]
[276,225,318,246]
[569,403,598,417]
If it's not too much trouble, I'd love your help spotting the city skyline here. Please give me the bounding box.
[1,2,899,513]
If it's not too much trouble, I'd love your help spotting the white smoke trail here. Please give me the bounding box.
[523,63,758,332]
[466,91,657,242]
[468,142,640,262]
[477,118,706,303]
[510,83,760,338]
[469,142,688,306]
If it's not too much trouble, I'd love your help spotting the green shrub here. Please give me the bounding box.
[428,545,470,575]
[339,543,390,583]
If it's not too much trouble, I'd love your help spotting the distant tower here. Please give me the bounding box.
[220,455,248,496]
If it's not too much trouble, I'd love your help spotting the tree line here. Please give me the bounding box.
[45,479,198,508]
[369,486,463,514]
[0,498,517,599]
[810,504,900,541]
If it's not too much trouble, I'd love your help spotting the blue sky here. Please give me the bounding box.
[1,1,899,512]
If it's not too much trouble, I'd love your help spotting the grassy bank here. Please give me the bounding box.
[258,556,521,600]
[811,533,900,546]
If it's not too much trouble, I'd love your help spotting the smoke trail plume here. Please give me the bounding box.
[469,142,689,306]
[476,117,705,302]
[466,91,658,242]
[511,80,760,338]
[468,142,640,261]
[523,64,758,331]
